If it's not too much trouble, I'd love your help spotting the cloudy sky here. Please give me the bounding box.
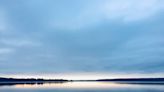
[0,0,164,78]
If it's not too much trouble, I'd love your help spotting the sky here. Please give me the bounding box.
[0,0,164,79]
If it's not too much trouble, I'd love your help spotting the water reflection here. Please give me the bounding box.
[0,82,164,92]
[0,82,163,89]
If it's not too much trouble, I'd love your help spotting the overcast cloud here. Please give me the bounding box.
[0,0,164,75]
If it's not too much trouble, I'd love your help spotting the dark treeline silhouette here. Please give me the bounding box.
[0,77,69,83]
[0,77,70,86]
[0,82,44,87]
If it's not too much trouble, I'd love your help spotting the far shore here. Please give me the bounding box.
[1,77,164,85]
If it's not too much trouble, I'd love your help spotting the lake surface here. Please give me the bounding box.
[0,82,164,92]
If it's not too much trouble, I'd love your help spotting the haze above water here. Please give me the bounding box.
[0,82,164,92]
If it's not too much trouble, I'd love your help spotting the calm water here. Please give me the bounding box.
[0,82,164,92]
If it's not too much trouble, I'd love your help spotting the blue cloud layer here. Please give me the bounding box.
[0,0,164,74]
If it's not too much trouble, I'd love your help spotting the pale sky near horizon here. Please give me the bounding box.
[0,0,164,78]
